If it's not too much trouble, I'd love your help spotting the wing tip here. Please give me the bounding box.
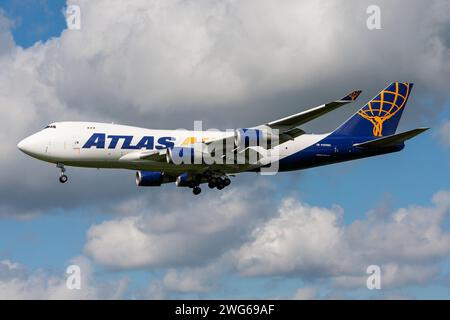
[340,90,362,102]
[410,127,430,135]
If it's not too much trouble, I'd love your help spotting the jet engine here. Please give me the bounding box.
[166,146,204,165]
[135,171,174,186]
[175,173,192,187]
[234,128,273,149]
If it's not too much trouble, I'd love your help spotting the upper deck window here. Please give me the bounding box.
[45,125,56,129]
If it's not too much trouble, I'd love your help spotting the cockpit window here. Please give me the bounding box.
[45,125,57,129]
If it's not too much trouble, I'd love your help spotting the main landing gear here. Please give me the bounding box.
[189,175,232,195]
[57,163,68,183]
[193,186,201,195]
[207,176,231,191]
[187,180,202,195]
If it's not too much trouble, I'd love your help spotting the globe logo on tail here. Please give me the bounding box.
[357,82,411,137]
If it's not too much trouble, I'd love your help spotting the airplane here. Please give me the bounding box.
[17,82,428,195]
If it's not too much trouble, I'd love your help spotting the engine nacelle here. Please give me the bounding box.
[135,171,163,187]
[166,147,203,165]
[175,173,191,187]
[234,128,273,149]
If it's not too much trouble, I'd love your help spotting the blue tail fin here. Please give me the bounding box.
[332,82,413,137]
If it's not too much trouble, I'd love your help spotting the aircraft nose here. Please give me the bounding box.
[17,137,31,153]
[17,135,43,157]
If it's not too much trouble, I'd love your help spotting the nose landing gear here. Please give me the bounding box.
[57,163,68,184]
[59,174,68,183]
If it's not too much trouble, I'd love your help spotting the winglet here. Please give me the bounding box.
[339,90,362,102]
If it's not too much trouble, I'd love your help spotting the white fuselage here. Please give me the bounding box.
[17,122,328,174]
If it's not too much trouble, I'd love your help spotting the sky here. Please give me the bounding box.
[0,0,450,299]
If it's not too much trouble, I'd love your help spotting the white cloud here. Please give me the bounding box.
[333,264,439,289]
[293,286,318,300]
[234,190,450,289]
[235,198,349,277]
[344,191,450,264]
[438,121,450,147]
[162,268,214,293]
[84,188,450,294]
[0,257,127,299]
[0,10,14,55]
[84,182,276,269]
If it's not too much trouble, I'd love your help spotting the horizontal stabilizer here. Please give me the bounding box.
[353,127,429,148]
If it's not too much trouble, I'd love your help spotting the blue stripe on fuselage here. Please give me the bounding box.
[277,135,404,172]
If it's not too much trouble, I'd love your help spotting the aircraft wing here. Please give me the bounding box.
[119,149,167,162]
[278,127,306,144]
[120,89,363,165]
[204,89,361,149]
[264,89,362,133]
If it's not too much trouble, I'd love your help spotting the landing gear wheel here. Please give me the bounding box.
[57,163,67,184]
[208,181,215,189]
[193,186,202,195]
[223,177,231,187]
[216,181,224,190]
